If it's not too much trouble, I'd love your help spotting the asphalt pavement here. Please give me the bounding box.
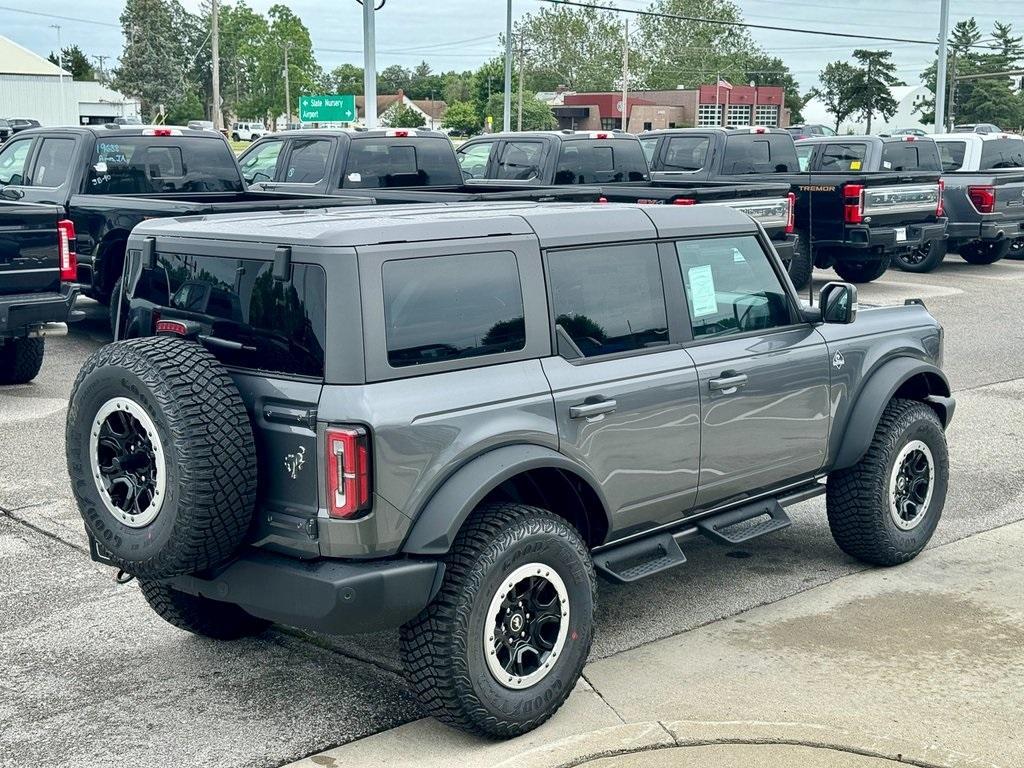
[3,253,1024,768]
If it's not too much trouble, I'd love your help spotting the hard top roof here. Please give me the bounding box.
[133,200,757,249]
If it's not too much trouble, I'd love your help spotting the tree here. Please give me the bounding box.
[217,1,273,119]
[442,71,474,104]
[485,92,556,131]
[812,61,860,131]
[48,45,96,81]
[378,64,411,94]
[383,102,426,128]
[744,53,806,123]
[441,100,481,136]
[849,49,904,133]
[634,0,762,89]
[512,3,625,92]
[329,63,364,95]
[471,58,506,119]
[916,18,984,127]
[406,60,445,100]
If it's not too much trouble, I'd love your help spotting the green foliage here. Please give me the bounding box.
[471,58,507,120]
[485,93,556,131]
[744,53,806,123]
[812,61,860,131]
[48,45,96,81]
[849,49,904,132]
[441,101,482,136]
[329,63,364,95]
[384,102,426,129]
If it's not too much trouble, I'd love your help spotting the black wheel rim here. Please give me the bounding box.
[889,440,934,530]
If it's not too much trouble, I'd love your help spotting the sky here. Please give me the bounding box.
[1,0,1017,92]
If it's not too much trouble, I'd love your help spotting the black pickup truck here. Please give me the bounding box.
[0,201,78,383]
[454,129,799,265]
[639,128,946,286]
[0,126,371,307]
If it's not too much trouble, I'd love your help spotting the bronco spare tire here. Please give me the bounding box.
[66,336,257,578]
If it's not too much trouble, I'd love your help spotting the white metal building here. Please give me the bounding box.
[0,35,140,126]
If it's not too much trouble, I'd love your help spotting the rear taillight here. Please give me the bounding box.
[936,179,944,218]
[843,183,864,224]
[155,320,187,336]
[968,185,996,214]
[326,426,371,519]
[597,196,608,204]
[786,191,796,234]
[672,198,697,206]
[57,219,76,281]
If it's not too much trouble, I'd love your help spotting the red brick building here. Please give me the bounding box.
[549,82,789,133]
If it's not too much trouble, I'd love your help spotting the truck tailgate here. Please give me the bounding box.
[0,202,62,296]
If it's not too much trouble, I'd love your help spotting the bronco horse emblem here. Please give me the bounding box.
[284,445,306,479]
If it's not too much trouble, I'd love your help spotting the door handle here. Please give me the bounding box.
[709,373,748,393]
[569,399,618,419]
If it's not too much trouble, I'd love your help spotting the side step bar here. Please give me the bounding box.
[593,534,686,584]
[695,499,791,546]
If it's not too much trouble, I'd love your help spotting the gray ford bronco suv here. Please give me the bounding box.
[66,202,954,737]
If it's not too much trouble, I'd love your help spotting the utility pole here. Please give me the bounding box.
[361,0,380,129]
[948,49,958,130]
[211,0,223,130]
[503,0,513,132]
[50,25,65,125]
[621,19,629,132]
[935,0,951,133]
[865,57,874,134]
[92,55,109,83]
[283,42,292,128]
[517,36,528,131]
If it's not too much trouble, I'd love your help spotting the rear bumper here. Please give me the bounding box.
[823,222,946,256]
[164,549,444,635]
[947,219,1023,243]
[0,282,78,338]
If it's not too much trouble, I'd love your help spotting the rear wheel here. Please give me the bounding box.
[959,239,1011,265]
[786,240,813,291]
[893,239,946,273]
[231,132,240,142]
[833,257,889,283]
[400,503,596,738]
[139,580,270,640]
[1006,238,1024,261]
[0,337,44,384]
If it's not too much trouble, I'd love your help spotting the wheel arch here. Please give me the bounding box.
[401,444,612,556]
[832,357,952,471]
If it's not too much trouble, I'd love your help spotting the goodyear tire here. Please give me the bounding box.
[893,239,946,273]
[66,336,257,578]
[959,239,1011,265]
[400,503,596,738]
[833,257,890,283]
[826,399,948,566]
[0,337,44,384]
[139,580,270,640]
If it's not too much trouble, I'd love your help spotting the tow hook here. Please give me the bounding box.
[115,569,136,585]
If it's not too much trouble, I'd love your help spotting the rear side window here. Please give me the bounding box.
[937,141,967,171]
[980,138,1024,169]
[663,136,710,172]
[819,142,868,172]
[547,243,668,357]
[722,134,799,174]
[131,254,326,377]
[383,251,525,368]
[554,140,649,184]
[87,137,243,194]
[32,138,75,187]
[342,138,463,188]
[496,140,544,180]
[284,138,331,183]
[881,142,941,171]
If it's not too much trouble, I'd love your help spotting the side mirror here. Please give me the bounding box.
[819,281,858,324]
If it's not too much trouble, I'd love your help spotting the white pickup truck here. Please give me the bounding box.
[933,133,1024,262]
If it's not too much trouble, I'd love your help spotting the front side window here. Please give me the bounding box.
[240,140,284,184]
[0,139,32,186]
[284,139,331,183]
[676,235,792,340]
[548,243,668,357]
[819,142,868,172]
[457,141,495,179]
[32,138,75,187]
[663,136,710,172]
[383,251,526,368]
[496,141,544,180]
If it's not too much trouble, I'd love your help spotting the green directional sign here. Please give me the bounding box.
[298,94,356,123]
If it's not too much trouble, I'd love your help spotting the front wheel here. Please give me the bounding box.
[959,239,1011,265]
[893,239,947,273]
[231,132,240,142]
[826,399,948,566]
[833,256,889,283]
[400,503,596,738]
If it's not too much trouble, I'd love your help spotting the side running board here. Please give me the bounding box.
[695,499,791,546]
[593,533,687,584]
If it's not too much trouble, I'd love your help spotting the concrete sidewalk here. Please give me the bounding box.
[289,521,1024,768]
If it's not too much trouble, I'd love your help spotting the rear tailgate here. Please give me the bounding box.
[0,201,62,295]
[858,174,943,227]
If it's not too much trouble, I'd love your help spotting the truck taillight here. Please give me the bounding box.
[786,192,796,234]
[672,198,697,206]
[936,179,944,218]
[968,185,996,214]
[57,219,76,281]
[325,426,371,519]
[843,183,864,224]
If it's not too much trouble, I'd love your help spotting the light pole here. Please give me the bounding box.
[283,42,292,128]
[50,25,66,125]
[360,0,384,129]
[211,0,223,130]
[503,0,513,132]
[935,0,950,133]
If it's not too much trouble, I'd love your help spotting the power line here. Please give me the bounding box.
[535,0,996,49]
[0,5,119,28]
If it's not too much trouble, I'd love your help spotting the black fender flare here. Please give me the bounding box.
[832,357,952,471]
[401,444,612,556]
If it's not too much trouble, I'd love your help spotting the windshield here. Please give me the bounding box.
[87,136,243,194]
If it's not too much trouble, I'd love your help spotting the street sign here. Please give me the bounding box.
[298,94,356,123]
